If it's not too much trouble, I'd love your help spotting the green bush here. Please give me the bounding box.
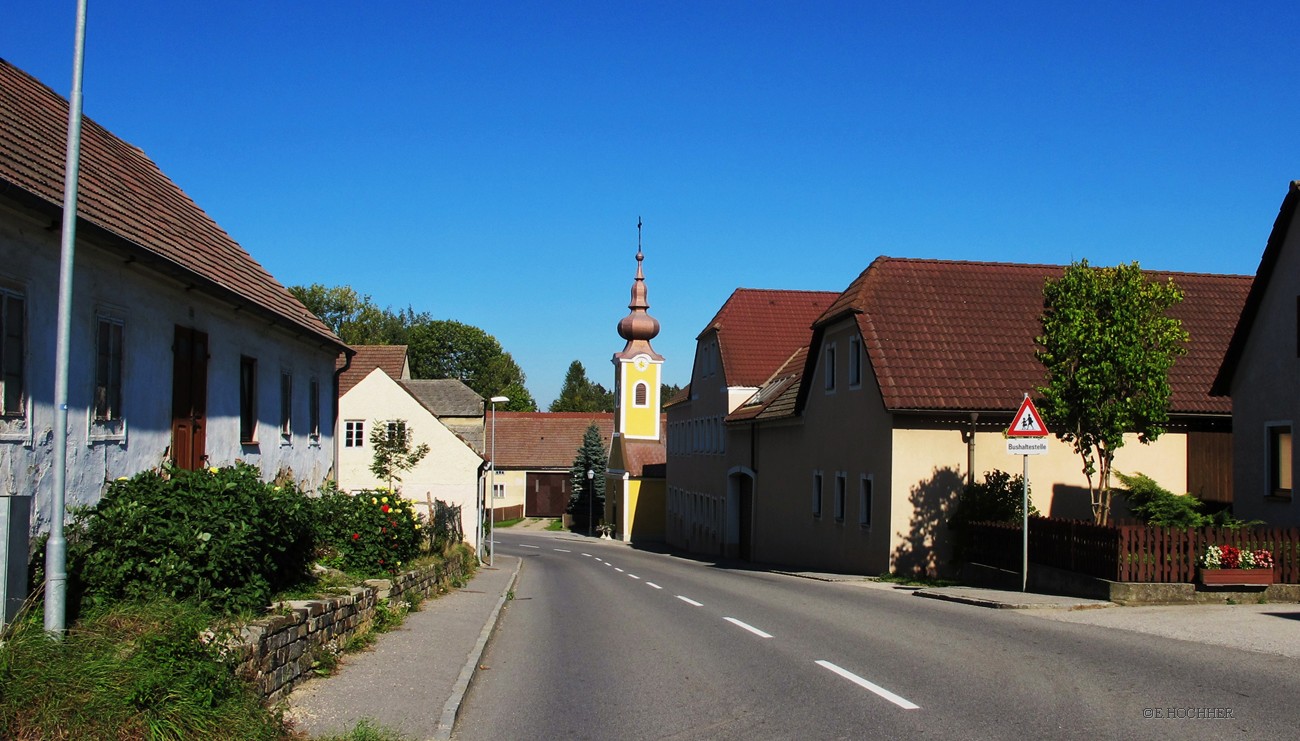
[1115,471,1258,528]
[73,463,316,615]
[314,488,423,577]
[948,469,1038,563]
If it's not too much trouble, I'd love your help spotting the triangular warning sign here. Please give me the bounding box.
[1007,396,1049,437]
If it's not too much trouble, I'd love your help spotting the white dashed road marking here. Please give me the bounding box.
[724,617,773,639]
[815,660,920,710]
[646,582,663,590]
[553,548,571,552]
[519,544,540,549]
[677,596,703,607]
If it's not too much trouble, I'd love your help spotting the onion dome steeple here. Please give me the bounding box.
[617,246,661,343]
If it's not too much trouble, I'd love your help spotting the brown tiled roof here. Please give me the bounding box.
[490,412,615,469]
[663,384,691,409]
[701,288,838,388]
[617,437,667,478]
[0,58,342,350]
[807,257,1250,415]
[1213,181,1298,395]
[338,345,409,395]
[728,347,807,422]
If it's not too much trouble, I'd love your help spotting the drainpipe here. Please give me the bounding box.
[331,349,353,485]
[965,412,979,487]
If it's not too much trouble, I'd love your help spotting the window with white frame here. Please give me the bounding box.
[634,381,649,407]
[859,474,873,527]
[812,471,823,517]
[344,420,364,448]
[835,472,847,521]
[1268,424,1292,498]
[309,378,321,440]
[279,371,293,442]
[93,316,124,422]
[0,288,25,419]
[239,356,258,443]
[849,335,862,388]
[824,343,836,392]
[493,483,505,499]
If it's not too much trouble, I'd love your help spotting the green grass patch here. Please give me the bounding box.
[315,717,410,740]
[492,517,524,528]
[874,572,961,588]
[544,519,565,531]
[0,600,290,740]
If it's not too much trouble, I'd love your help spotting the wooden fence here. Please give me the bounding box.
[966,517,1300,584]
[491,503,524,523]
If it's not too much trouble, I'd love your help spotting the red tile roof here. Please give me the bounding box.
[617,437,667,478]
[700,288,838,388]
[0,58,342,349]
[338,345,409,395]
[1213,181,1299,395]
[810,257,1250,415]
[490,412,615,469]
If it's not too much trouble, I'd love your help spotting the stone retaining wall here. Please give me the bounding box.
[231,549,474,704]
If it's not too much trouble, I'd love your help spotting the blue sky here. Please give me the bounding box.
[5,2,1299,407]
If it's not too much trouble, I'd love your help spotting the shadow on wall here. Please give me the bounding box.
[892,466,963,578]
[1049,484,1094,521]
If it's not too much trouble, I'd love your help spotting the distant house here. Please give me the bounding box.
[0,58,349,532]
[489,412,614,518]
[336,352,485,551]
[665,288,838,557]
[672,257,1249,576]
[1214,181,1300,526]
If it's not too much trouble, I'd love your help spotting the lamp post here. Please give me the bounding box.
[586,468,595,537]
[488,396,508,567]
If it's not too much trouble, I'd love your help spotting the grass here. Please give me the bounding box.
[492,517,525,528]
[0,600,291,740]
[544,519,565,531]
[874,572,962,588]
[315,717,409,741]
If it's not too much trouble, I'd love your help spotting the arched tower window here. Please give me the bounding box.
[634,381,649,407]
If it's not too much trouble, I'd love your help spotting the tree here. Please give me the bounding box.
[567,423,608,530]
[947,469,1037,563]
[406,320,537,409]
[289,283,406,345]
[661,382,683,403]
[1035,260,1188,525]
[550,360,614,412]
[370,419,430,490]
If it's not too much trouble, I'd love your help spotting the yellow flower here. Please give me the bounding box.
[414,523,421,530]
[371,497,378,504]
[208,467,219,474]
[382,496,389,503]
[116,476,128,481]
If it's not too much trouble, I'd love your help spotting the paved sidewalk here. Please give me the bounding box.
[284,556,520,741]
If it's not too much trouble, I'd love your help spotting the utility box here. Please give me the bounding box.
[0,494,31,627]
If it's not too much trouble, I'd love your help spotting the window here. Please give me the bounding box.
[835,473,847,522]
[859,475,873,527]
[812,471,823,517]
[493,483,505,499]
[344,420,364,448]
[849,335,862,388]
[94,316,123,421]
[1268,424,1292,498]
[279,371,292,441]
[239,356,257,443]
[309,378,321,440]
[824,343,836,392]
[0,289,24,418]
[634,381,648,407]
[386,420,407,443]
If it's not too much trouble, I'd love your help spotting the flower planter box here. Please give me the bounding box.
[1199,568,1273,587]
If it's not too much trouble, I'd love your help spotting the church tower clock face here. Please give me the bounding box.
[634,357,649,372]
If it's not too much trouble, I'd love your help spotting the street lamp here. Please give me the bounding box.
[489,396,508,567]
[586,468,595,537]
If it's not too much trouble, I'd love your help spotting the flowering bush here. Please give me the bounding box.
[1199,544,1274,570]
[313,487,424,577]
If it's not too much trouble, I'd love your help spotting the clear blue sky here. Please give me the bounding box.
[6,2,1299,407]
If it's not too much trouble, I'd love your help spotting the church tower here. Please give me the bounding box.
[612,227,663,441]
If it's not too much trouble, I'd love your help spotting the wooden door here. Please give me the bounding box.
[525,472,570,517]
[171,326,209,470]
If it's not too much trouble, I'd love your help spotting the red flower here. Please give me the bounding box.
[352,533,360,540]
[381,504,390,513]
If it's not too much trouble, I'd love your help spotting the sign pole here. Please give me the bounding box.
[1022,452,1029,592]
[1007,393,1048,594]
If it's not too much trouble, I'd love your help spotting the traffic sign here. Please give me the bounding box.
[1007,396,1049,437]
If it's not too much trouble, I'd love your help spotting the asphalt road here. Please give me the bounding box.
[454,530,1300,740]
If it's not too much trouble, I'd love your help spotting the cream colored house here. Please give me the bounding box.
[488,412,613,517]
[337,365,485,553]
[680,257,1249,577]
[1214,181,1300,526]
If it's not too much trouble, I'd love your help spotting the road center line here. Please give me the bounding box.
[628,574,641,580]
[615,567,625,573]
[519,544,540,549]
[646,582,662,589]
[723,617,773,638]
[553,548,571,552]
[677,596,703,607]
[815,660,920,710]
[581,553,591,557]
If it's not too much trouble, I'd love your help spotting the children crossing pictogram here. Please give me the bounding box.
[1006,396,1049,437]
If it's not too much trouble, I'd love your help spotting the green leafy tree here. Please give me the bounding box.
[551,360,615,412]
[288,283,407,345]
[661,382,684,403]
[567,423,608,530]
[1036,260,1188,525]
[370,420,431,490]
[407,320,537,409]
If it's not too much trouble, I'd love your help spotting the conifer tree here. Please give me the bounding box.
[567,423,608,530]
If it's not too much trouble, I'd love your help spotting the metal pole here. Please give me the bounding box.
[587,469,594,537]
[489,400,496,567]
[1022,453,1029,593]
[45,0,90,637]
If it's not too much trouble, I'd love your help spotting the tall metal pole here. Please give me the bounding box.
[489,400,496,567]
[586,469,594,537]
[1022,453,1029,593]
[45,0,90,637]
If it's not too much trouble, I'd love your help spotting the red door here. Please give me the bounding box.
[171,326,209,470]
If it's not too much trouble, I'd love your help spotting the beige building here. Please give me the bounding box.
[673,257,1249,577]
[337,348,486,552]
[1214,180,1300,526]
[488,412,614,517]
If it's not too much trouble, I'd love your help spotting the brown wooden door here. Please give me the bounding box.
[525,472,570,517]
[171,326,209,470]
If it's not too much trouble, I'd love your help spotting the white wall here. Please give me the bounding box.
[0,203,341,533]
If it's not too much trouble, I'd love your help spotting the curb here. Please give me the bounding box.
[432,556,521,741]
